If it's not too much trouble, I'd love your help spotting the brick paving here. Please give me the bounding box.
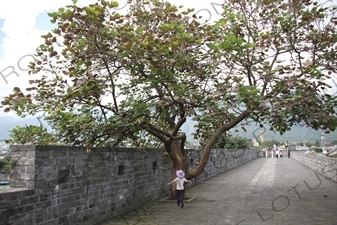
[96,158,337,225]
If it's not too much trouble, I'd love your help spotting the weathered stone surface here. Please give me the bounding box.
[0,145,258,225]
[291,151,337,182]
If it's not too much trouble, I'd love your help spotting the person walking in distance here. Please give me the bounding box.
[167,170,192,208]
[273,144,277,158]
[275,148,279,158]
[280,149,283,158]
[285,143,290,158]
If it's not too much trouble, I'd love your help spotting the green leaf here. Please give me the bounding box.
[136,26,144,34]
[220,41,231,50]
[110,1,119,8]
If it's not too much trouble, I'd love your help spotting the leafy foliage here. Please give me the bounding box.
[214,135,250,149]
[0,155,16,173]
[313,147,323,153]
[1,0,337,179]
[6,125,56,145]
[207,0,337,135]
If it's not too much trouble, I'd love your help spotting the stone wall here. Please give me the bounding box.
[187,149,258,183]
[291,151,337,182]
[0,145,258,225]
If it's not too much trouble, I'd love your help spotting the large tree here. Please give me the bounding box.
[1,0,337,196]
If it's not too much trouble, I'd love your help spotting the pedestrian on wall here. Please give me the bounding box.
[167,170,192,208]
[285,142,290,158]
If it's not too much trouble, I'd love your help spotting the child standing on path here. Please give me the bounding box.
[167,170,192,208]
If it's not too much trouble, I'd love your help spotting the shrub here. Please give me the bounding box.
[0,155,16,173]
[313,148,323,153]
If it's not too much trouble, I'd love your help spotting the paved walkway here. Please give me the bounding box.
[97,158,337,225]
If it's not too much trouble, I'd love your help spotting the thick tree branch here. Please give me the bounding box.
[188,110,251,178]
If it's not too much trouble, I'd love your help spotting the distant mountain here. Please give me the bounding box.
[1,115,336,145]
[0,116,46,141]
[231,123,337,144]
[0,116,24,125]
[181,118,337,145]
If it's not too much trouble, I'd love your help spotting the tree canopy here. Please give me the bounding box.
[1,0,337,179]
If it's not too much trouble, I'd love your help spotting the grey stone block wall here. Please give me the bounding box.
[162,148,258,197]
[0,146,258,225]
[0,188,35,225]
[291,151,337,182]
[189,149,258,182]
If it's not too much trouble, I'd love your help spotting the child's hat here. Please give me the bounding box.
[176,170,185,178]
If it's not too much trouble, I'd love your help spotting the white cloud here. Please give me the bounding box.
[0,0,100,117]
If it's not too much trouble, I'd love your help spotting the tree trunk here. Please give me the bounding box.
[165,110,251,199]
[166,140,188,199]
